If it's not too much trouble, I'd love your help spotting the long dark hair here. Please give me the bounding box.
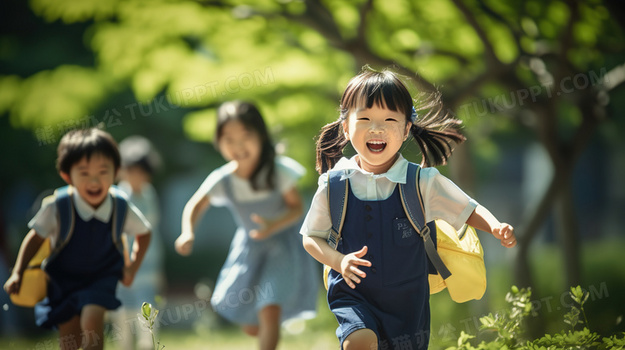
[315,66,465,174]
[215,101,276,190]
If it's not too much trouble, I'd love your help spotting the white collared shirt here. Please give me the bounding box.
[29,188,151,248]
[300,155,478,239]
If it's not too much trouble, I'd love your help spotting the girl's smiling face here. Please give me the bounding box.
[343,103,412,174]
[217,120,262,176]
[60,153,116,208]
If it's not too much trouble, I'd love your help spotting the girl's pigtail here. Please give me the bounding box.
[411,93,466,167]
[315,120,348,174]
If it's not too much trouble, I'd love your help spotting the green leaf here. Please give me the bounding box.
[141,302,152,320]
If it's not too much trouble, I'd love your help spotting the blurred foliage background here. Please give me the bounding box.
[1,0,624,348]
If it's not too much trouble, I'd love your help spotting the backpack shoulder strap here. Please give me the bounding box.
[52,185,75,255]
[108,185,128,253]
[327,170,349,250]
[399,163,452,279]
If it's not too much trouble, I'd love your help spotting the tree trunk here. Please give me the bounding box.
[554,171,582,288]
[514,171,562,339]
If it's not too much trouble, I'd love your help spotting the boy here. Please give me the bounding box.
[4,128,151,350]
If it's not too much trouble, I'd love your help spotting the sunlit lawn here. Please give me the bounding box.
[2,238,623,349]
[0,291,341,350]
[0,313,339,350]
[0,329,338,350]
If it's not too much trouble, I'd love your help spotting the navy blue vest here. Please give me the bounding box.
[45,210,124,303]
[327,185,431,349]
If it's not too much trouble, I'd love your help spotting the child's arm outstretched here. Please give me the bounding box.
[466,205,516,248]
[175,190,210,256]
[3,229,45,295]
[249,187,303,240]
[303,236,371,289]
[122,232,151,286]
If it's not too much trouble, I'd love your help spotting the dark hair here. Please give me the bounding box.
[119,135,162,175]
[315,66,466,174]
[56,128,121,174]
[215,101,276,191]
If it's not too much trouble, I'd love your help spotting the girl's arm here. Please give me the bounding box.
[175,191,211,256]
[3,229,45,294]
[249,187,303,240]
[466,205,516,248]
[121,231,151,287]
[302,236,371,289]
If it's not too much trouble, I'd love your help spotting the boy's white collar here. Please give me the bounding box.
[72,189,113,222]
[332,154,410,184]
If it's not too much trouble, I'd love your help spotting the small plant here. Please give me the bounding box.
[529,286,600,349]
[450,285,534,349]
[448,285,625,350]
[140,302,164,350]
[563,285,589,330]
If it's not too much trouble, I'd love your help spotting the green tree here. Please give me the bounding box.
[2,1,625,331]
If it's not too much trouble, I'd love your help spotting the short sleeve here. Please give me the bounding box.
[275,156,306,193]
[196,164,232,206]
[300,173,332,239]
[123,202,152,236]
[28,198,58,239]
[419,167,479,231]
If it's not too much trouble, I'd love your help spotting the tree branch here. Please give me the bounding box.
[602,63,625,92]
[475,0,526,56]
[283,1,439,93]
[285,0,345,48]
[406,47,471,65]
[449,0,500,66]
[445,61,516,109]
[356,0,374,45]
[552,0,579,88]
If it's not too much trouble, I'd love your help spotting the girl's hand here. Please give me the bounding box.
[175,232,195,256]
[340,246,372,289]
[121,264,138,287]
[492,223,516,248]
[249,213,275,240]
[3,272,22,295]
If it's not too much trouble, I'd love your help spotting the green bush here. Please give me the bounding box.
[447,286,625,350]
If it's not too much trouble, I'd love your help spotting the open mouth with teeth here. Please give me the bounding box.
[86,188,103,198]
[367,140,387,153]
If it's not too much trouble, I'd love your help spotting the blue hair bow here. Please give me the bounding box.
[411,106,418,123]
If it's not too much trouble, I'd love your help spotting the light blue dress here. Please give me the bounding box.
[206,157,319,325]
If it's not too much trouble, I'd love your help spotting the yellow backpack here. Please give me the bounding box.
[323,162,486,303]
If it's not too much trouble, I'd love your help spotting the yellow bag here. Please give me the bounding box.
[428,220,486,302]
[323,220,486,303]
[10,238,50,307]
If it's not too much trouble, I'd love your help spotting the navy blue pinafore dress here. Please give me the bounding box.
[327,185,431,349]
[35,209,124,329]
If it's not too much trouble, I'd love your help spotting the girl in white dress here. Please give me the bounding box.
[175,101,318,350]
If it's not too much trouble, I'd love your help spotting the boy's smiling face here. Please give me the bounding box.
[343,103,412,174]
[60,153,117,208]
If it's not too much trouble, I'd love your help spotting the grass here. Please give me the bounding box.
[0,315,338,350]
[2,238,623,349]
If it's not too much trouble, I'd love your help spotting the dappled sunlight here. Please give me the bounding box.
[2,0,624,347]
[7,65,110,129]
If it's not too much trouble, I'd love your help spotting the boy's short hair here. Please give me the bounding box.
[56,128,121,174]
